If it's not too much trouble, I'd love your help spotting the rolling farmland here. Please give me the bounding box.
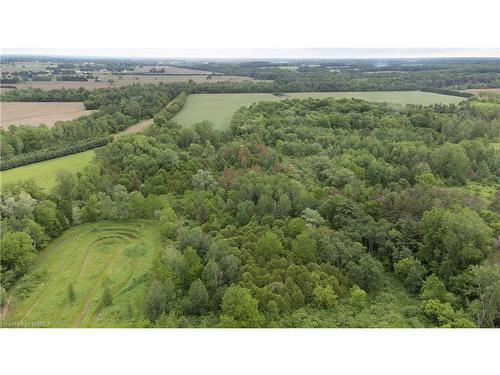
[6,74,260,90]
[1,221,161,327]
[0,102,94,128]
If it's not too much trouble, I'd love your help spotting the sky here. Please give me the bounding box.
[1,0,499,58]
[2,48,499,59]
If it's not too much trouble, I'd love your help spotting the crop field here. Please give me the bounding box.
[1,221,161,327]
[8,74,259,90]
[0,150,95,190]
[173,91,465,129]
[0,102,94,128]
[286,91,465,105]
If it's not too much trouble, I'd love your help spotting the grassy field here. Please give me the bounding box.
[173,93,281,129]
[1,220,161,327]
[173,91,465,129]
[0,150,95,190]
[1,102,94,128]
[286,91,465,105]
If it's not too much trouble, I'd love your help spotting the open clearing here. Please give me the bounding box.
[1,150,95,190]
[1,102,93,128]
[173,91,465,129]
[1,221,161,327]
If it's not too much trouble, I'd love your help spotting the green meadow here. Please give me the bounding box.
[173,93,280,129]
[1,150,95,191]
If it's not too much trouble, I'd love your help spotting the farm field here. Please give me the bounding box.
[0,150,95,190]
[8,74,259,90]
[0,102,94,128]
[286,91,465,105]
[173,93,281,129]
[172,91,465,129]
[1,220,161,327]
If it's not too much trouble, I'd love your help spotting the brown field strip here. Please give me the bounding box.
[1,102,94,128]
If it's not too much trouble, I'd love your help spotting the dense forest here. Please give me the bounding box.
[1,91,499,327]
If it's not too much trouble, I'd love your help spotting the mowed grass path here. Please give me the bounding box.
[0,150,95,191]
[173,91,465,129]
[3,220,161,327]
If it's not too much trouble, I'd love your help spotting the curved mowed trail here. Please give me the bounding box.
[2,220,161,327]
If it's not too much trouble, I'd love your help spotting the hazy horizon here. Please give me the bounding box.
[2,48,499,60]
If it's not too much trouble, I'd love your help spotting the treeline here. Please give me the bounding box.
[0,137,109,171]
[1,112,135,158]
[82,83,188,111]
[152,91,188,124]
[1,87,91,102]
[56,76,88,81]
[421,88,474,98]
